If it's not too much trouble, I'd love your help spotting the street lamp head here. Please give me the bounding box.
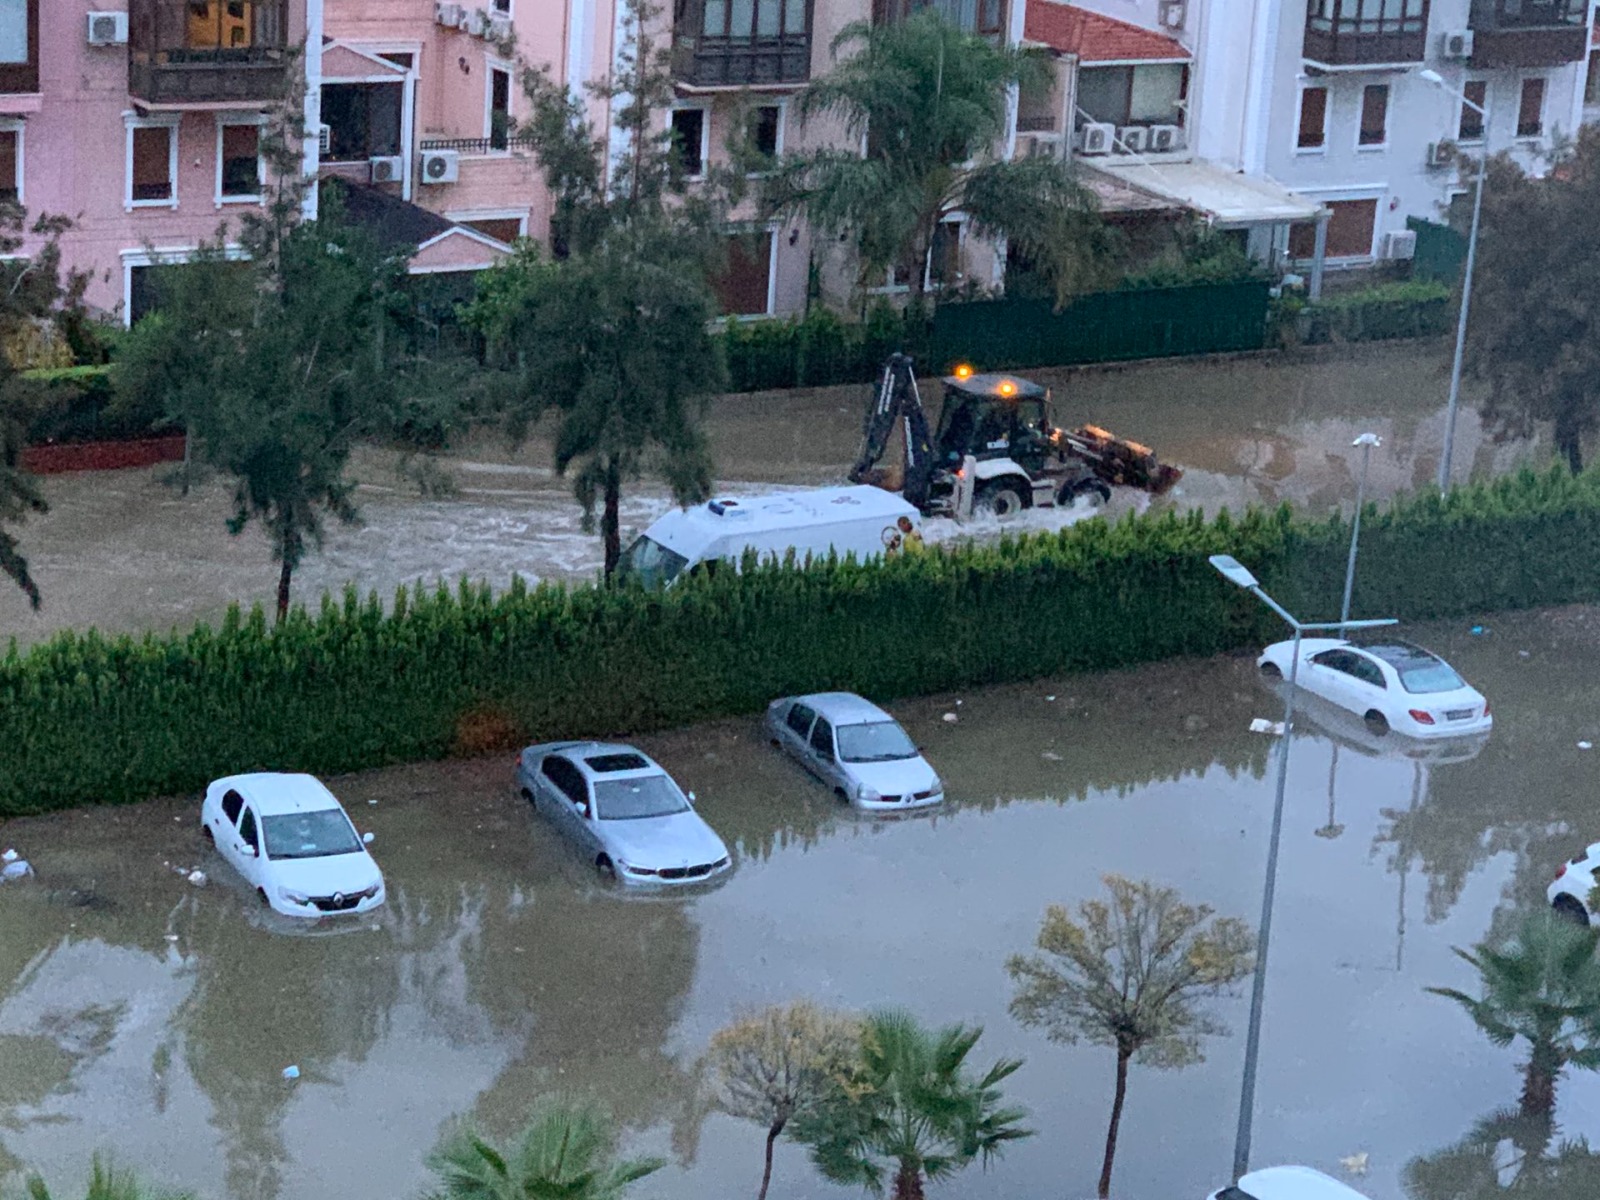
[1418,68,1444,86]
[1352,432,1382,448]
[1209,554,1260,590]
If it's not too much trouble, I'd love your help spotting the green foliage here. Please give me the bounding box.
[719,303,927,392]
[425,1102,663,1200]
[788,1010,1030,1200]
[1404,1108,1600,1200]
[1296,280,1453,346]
[3,464,1600,817]
[21,1155,193,1200]
[1428,910,1600,1118]
[1119,228,1264,291]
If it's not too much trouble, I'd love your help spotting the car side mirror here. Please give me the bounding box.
[362,832,375,845]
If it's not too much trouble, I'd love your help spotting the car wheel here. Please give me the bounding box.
[1260,662,1282,679]
[1554,894,1589,926]
[521,788,536,810]
[596,855,616,879]
[1062,479,1111,508]
[835,788,851,806]
[201,824,214,844]
[257,888,270,907]
[1364,710,1390,734]
[975,482,1028,519]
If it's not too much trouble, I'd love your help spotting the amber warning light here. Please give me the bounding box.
[953,363,973,380]
[998,380,1017,397]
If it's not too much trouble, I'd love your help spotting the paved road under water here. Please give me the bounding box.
[0,342,1548,648]
[4,607,1599,1200]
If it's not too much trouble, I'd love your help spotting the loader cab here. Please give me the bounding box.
[935,373,1052,474]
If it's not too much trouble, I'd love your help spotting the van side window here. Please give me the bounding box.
[221,789,244,825]
[810,717,834,758]
[787,703,816,738]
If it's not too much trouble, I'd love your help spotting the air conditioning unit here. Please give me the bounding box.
[369,155,405,184]
[462,8,491,36]
[87,11,128,46]
[1383,230,1418,261]
[419,148,460,184]
[1440,29,1474,59]
[1157,0,1186,29]
[1076,122,1114,156]
[1117,126,1149,154]
[1148,124,1184,153]
[1425,139,1457,168]
[488,11,513,38]
[1019,132,1064,160]
[435,2,465,25]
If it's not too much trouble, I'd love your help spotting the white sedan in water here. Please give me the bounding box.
[765,692,944,811]
[201,773,386,917]
[1548,841,1600,925]
[1257,638,1491,739]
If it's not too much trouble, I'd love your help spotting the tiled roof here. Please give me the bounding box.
[1023,2,1189,63]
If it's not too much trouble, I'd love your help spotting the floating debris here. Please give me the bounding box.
[941,713,958,723]
[1249,718,1285,736]
[186,870,207,887]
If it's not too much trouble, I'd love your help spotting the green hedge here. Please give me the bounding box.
[3,466,1598,816]
[1297,280,1454,345]
[720,304,926,392]
[15,364,173,446]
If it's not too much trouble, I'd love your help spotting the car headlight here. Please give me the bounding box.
[858,787,881,803]
[616,860,659,877]
[278,887,310,905]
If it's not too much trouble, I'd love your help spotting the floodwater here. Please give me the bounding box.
[4,607,1600,1200]
[0,342,1548,648]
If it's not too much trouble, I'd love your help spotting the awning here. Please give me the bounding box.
[1091,159,1325,226]
[1075,165,1188,216]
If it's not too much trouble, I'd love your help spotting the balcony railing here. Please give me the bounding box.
[673,0,812,87]
[1469,0,1587,66]
[129,0,291,106]
[419,135,539,154]
[1303,0,1429,66]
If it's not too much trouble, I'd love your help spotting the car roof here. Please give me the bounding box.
[1352,640,1441,669]
[527,741,664,780]
[1220,1166,1374,1200]
[789,692,895,724]
[216,773,342,816]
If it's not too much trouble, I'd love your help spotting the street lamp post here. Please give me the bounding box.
[1419,69,1487,496]
[1341,432,1381,625]
[1208,555,1398,1184]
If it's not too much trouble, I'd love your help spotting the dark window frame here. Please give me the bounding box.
[786,703,817,737]
[1518,76,1546,138]
[1358,83,1389,146]
[222,789,245,825]
[670,107,707,178]
[540,755,588,807]
[1459,79,1487,141]
[1297,85,1328,149]
[809,716,834,757]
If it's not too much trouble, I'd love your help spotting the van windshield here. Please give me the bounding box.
[620,536,689,589]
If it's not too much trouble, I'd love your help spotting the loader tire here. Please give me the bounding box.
[1062,479,1111,508]
[975,481,1028,519]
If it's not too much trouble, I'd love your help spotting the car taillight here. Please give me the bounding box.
[1556,864,1568,880]
[1483,700,1491,716]
[1409,709,1435,725]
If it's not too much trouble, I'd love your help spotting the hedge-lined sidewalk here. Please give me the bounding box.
[3,465,1596,817]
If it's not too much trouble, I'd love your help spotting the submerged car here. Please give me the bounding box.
[514,741,731,886]
[201,773,385,918]
[1257,638,1490,739]
[765,692,943,811]
[1548,841,1600,925]
[1207,1166,1374,1200]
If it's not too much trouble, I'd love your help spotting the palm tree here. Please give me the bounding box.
[1429,910,1600,1119]
[425,1101,664,1200]
[23,1156,192,1200]
[766,11,1110,306]
[0,391,46,609]
[790,1009,1031,1200]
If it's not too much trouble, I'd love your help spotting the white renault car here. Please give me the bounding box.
[201,773,386,917]
[1207,1166,1373,1200]
[765,692,944,811]
[1548,840,1600,925]
[1258,638,1490,739]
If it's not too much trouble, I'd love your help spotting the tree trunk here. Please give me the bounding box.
[601,462,622,581]
[275,555,293,624]
[757,1119,784,1200]
[1520,1054,1559,1120]
[1555,407,1584,473]
[1098,1048,1131,1199]
[891,1163,925,1200]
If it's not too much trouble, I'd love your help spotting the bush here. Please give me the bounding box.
[719,303,929,392]
[14,364,171,446]
[1299,280,1453,345]
[3,465,1598,817]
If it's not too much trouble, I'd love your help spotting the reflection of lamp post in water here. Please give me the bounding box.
[1396,761,1426,973]
[1208,555,1397,1183]
[1341,433,1381,625]
[1315,744,1345,840]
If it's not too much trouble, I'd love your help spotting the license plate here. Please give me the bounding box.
[1446,708,1475,721]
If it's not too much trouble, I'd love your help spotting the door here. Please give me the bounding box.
[784,702,817,763]
[808,716,843,789]
[1343,651,1390,714]
[539,756,594,849]
[234,805,264,886]
[1308,649,1361,712]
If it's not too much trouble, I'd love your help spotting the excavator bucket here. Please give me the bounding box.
[1067,424,1184,495]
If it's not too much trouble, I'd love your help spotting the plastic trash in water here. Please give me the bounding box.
[362,832,375,844]
[281,1065,300,1081]
[1580,742,1594,751]
[1249,718,1285,736]
[1041,750,1063,761]
[1469,625,1487,636]
[1045,695,1056,702]
[187,870,207,887]
[1,860,33,882]
[941,712,958,723]
[2,848,17,864]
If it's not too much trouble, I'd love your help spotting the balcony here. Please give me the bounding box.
[1303,0,1429,68]
[129,0,291,107]
[1469,0,1587,67]
[673,0,811,87]
[874,0,1005,37]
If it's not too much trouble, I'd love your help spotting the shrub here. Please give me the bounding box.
[1299,280,1453,345]
[2,465,1598,817]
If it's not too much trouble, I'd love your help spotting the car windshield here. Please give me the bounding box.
[619,536,689,590]
[261,810,362,860]
[592,775,690,820]
[836,720,919,763]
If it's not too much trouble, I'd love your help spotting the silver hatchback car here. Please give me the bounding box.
[515,741,732,886]
[765,692,944,811]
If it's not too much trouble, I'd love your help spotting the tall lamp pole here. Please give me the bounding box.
[1341,432,1382,624]
[1419,69,1487,496]
[1208,555,1398,1184]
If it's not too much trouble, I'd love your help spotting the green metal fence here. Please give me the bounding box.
[1406,216,1466,284]
[927,281,1271,372]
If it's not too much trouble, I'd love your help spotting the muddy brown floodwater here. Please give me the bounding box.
[0,341,1548,649]
[4,607,1600,1200]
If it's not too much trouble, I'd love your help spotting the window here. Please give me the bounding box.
[184,1,258,51]
[1588,52,1600,107]
[1518,77,1545,138]
[488,66,511,151]
[873,0,1002,36]
[377,52,414,71]
[929,219,963,290]
[222,789,245,825]
[1297,86,1328,150]
[1075,63,1188,130]
[751,104,782,159]
[1358,84,1388,147]
[809,716,834,757]
[1347,656,1387,689]
[129,122,177,207]
[713,229,773,316]
[540,756,587,806]
[1459,80,1487,141]
[218,122,261,201]
[238,807,259,852]
[319,82,403,161]
[786,703,816,737]
[0,0,36,94]
[703,0,809,40]
[492,0,511,10]
[464,217,523,244]
[0,127,18,204]
[671,108,707,178]
[1289,198,1379,259]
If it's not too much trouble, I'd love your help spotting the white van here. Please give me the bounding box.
[619,486,923,588]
